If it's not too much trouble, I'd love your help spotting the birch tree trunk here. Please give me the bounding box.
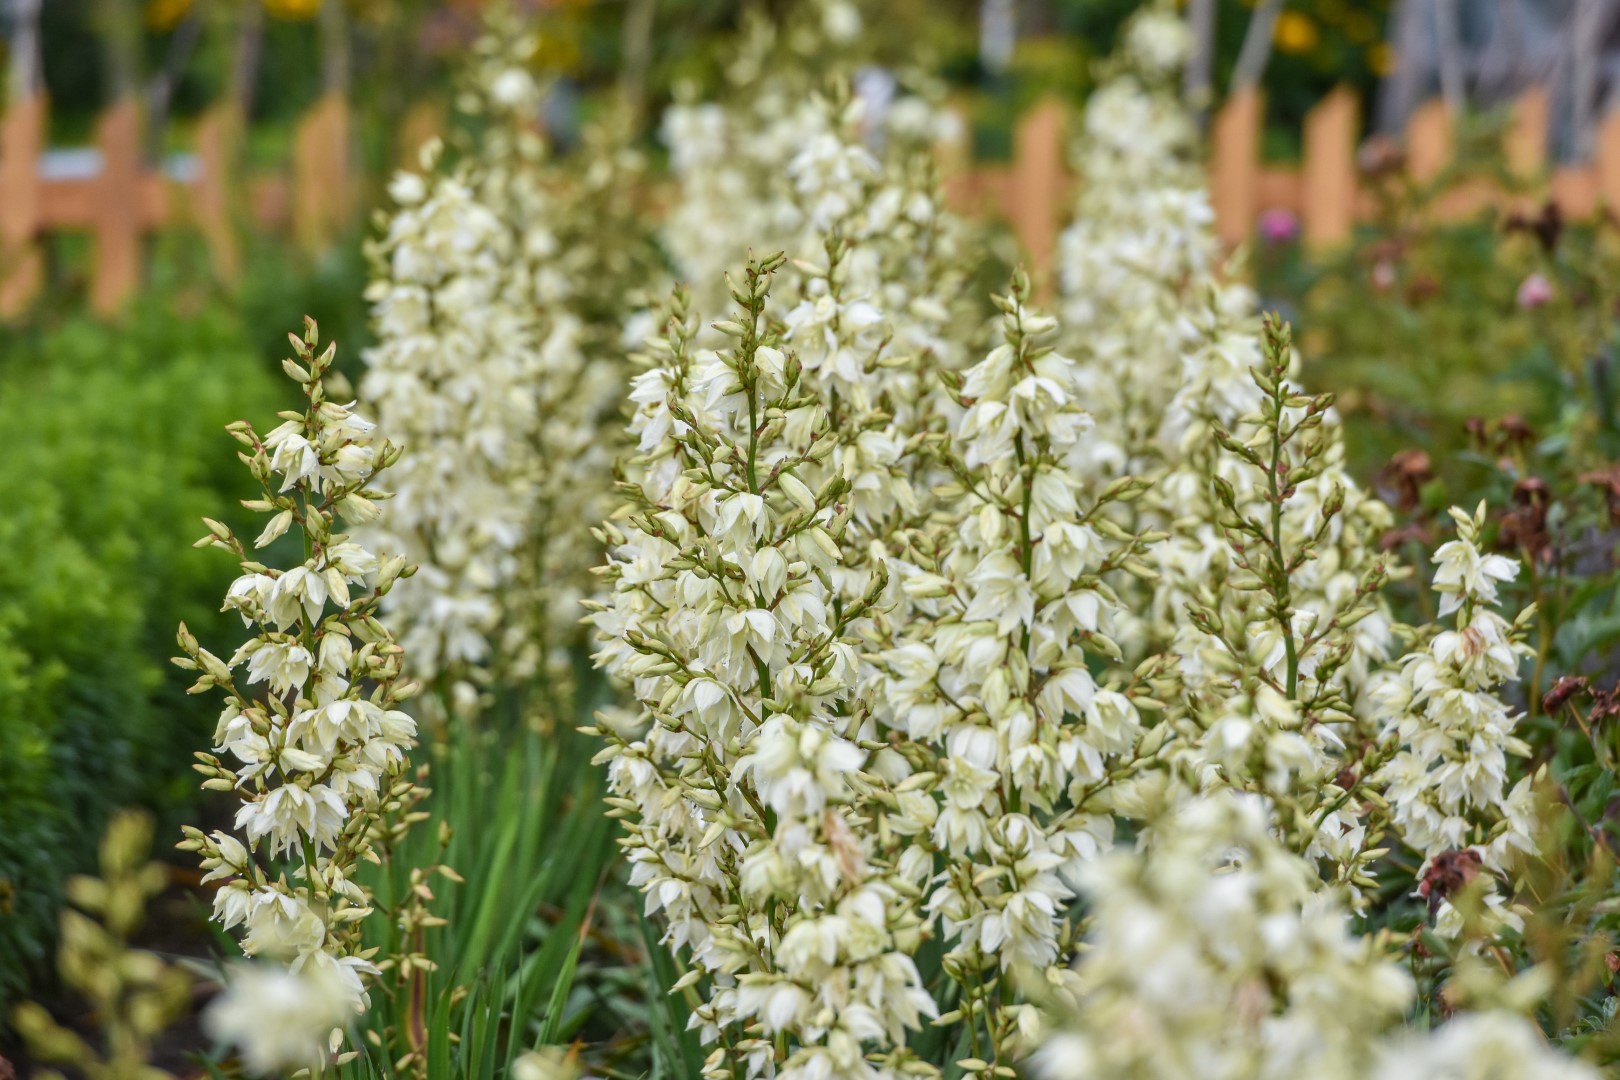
[5,0,42,104]
[230,1,265,118]
[1571,0,1606,160]
[1378,0,1430,134]
[1184,0,1217,124]
[319,0,351,96]
[1231,0,1282,92]
[1432,0,1465,114]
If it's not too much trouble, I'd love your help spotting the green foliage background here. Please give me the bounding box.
[0,300,287,1008]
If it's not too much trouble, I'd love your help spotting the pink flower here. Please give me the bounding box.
[1516,272,1553,310]
[1258,208,1299,245]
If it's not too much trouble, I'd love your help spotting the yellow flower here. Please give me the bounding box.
[145,0,193,29]
[1368,43,1394,76]
[263,0,321,20]
[1273,11,1319,55]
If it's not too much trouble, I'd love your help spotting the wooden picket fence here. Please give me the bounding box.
[0,89,359,319]
[946,85,1620,291]
[3,79,1617,320]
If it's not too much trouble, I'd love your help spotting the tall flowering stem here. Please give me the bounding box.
[590,256,937,1080]
[1372,503,1539,941]
[360,13,662,724]
[1033,793,1413,1080]
[177,319,420,1048]
[873,273,1160,1073]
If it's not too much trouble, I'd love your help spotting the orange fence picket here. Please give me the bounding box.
[1406,99,1453,185]
[1008,98,1068,299]
[91,99,144,318]
[0,93,45,318]
[1211,88,1262,250]
[1598,109,1620,214]
[1302,86,1357,253]
[6,78,1620,321]
[293,92,352,256]
[194,103,243,286]
[945,83,1620,280]
[1506,86,1548,180]
[0,90,357,319]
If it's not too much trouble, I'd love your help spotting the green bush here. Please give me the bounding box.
[0,301,285,1009]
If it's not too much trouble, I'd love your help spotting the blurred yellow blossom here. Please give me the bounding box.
[1369,42,1395,76]
[1275,11,1320,54]
[264,0,322,20]
[145,0,193,29]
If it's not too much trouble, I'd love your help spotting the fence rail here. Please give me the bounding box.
[0,91,359,318]
[946,84,1620,293]
[3,81,1619,319]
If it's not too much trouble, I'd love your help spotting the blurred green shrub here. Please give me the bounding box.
[0,299,284,1011]
[1291,219,1541,486]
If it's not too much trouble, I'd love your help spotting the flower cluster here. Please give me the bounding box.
[1057,0,1215,483]
[177,320,418,1049]
[205,960,360,1076]
[1032,793,1412,1080]
[1024,8,1581,1074]
[597,63,1157,1073]
[592,256,937,1080]
[1054,3,1400,896]
[50,0,1617,1076]
[863,277,1162,1065]
[587,3,1598,1076]
[659,0,962,314]
[360,14,658,714]
[1372,503,1538,936]
[1031,794,1597,1080]
[599,56,1162,1076]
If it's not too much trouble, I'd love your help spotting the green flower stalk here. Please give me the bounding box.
[176,319,420,1069]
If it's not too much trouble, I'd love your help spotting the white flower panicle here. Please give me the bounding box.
[598,236,1166,1075]
[1033,793,1412,1080]
[590,256,935,1080]
[178,319,419,1044]
[660,0,965,316]
[204,960,359,1077]
[1373,503,1538,938]
[1033,796,1598,1080]
[1373,1011,1602,1080]
[360,15,656,709]
[1058,0,1214,482]
[1130,317,1398,901]
[1048,0,1400,903]
[860,277,1164,1070]
[361,161,547,684]
[1059,1,1394,701]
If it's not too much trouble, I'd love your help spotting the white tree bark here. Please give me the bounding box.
[1231,0,1282,92]
[1184,0,1217,123]
[5,0,42,103]
[1433,0,1465,114]
[1378,0,1430,133]
[1571,0,1607,159]
[319,0,351,96]
[980,0,1016,77]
